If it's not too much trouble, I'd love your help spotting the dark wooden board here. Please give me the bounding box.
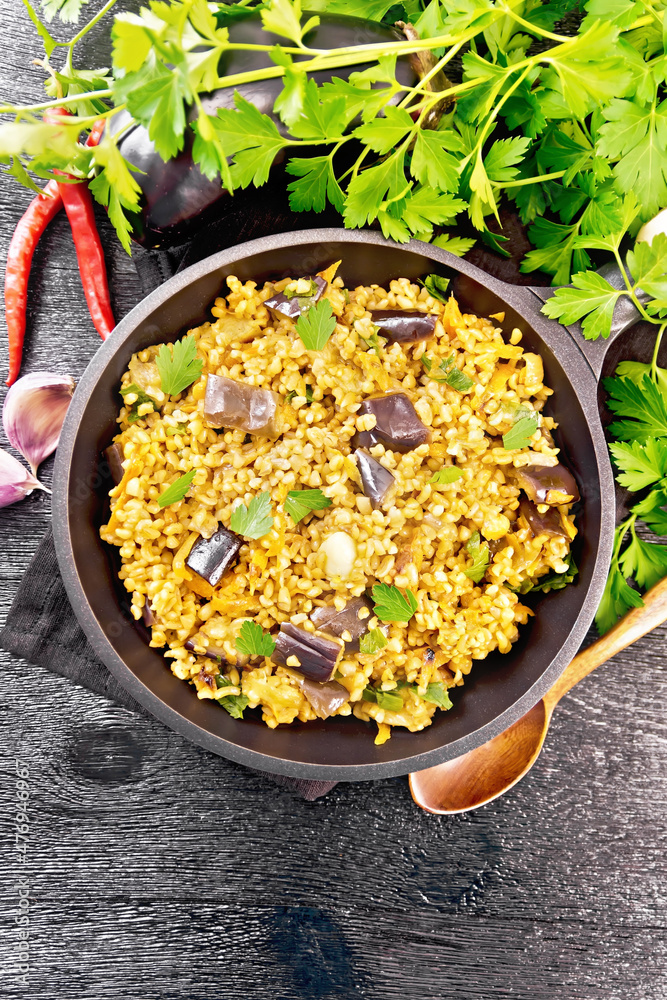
[0,4,666,998]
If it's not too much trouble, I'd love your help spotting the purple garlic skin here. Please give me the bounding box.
[310,596,374,653]
[370,310,437,343]
[352,393,431,453]
[354,449,396,509]
[271,623,342,682]
[204,374,280,436]
[2,372,75,474]
[0,447,46,508]
[299,677,350,719]
[264,276,327,320]
[185,526,243,586]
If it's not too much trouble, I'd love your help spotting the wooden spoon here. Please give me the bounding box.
[409,575,667,815]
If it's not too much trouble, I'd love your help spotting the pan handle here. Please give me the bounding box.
[525,210,667,381]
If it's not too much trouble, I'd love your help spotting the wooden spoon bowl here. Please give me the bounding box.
[410,576,667,814]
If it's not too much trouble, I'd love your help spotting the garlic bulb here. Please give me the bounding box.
[0,447,47,509]
[2,372,75,474]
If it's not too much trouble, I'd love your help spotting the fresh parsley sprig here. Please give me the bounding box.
[230,491,274,539]
[236,620,276,658]
[371,583,418,624]
[284,488,331,525]
[359,628,388,655]
[464,531,489,583]
[156,335,203,396]
[422,353,474,393]
[158,468,196,508]
[295,299,337,351]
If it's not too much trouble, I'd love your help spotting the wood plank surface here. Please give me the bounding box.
[0,4,666,999]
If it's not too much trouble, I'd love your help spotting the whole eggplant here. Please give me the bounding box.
[110,12,421,249]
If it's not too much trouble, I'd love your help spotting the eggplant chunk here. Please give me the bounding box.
[104,442,125,485]
[310,596,374,652]
[514,463,580,505]
[185,526,243,586]
[204,374,280,435]
[185,635,228,663]
[352,393,431,453]
[111,14,420,249]
[519,498,569,539]
[271,623,342,682]
[300,677,350,719]
[354,449,396,509]
[370,310,437,343]
[264,276,327,319]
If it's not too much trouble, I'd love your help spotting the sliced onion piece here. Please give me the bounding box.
[204,374,280,435]
[271,623,342,682]
[370,309,437,343]
[185,526,243,586]
[352,393,430,453]
[514,463,580,505]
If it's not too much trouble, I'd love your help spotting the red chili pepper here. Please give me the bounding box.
[3,113,113,384]
[4,180,63,386]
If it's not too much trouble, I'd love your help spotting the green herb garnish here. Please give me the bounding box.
[230,491,274,539]
[156,335,203,396]
[429,467,462,485]
[165,422,188,436]
[371,583,418,624]
[503,412,539,450]
[422,354,474,393]
[283,279,319,300]
[120,383,158,424]
[513,553,579,596]
[421,683,453,709]
[362,686,403,712]
[215,675,250,720]
[464,531,489,583]
[359,628,388,655]
[157,469,196,508]
[285,385,315,406]
[236,620,276,658]
[422,274,450,303]
[284,488,332,525]
[295,299,337,351]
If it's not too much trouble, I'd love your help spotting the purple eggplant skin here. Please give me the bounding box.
[185,526,243,586]
[370,310,437,343]
[519,498,569,539]
[310,596,374,652]
[264,276,327,320]
[110,13,419,249]
[204,374,280,435]
[103,442,125,485]
[354,449,396,509]
[271,623,343,682]
[352,393,431,453]
[513,463,580,505]
[299,677,350,719]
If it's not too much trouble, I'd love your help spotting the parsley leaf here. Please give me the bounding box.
[158,469,196,508]
[422,274,450,303]
[609,438,667,492]
[618,530,667,591]
[464,531,489,583]
[597,97,667,218]
[295,299,336,351]
[120,383,158,423]
[236,620,276,658]
[230,491,274,539]
[503,412,539,450]
[422,354,474,392]
[284,488,332,524]
[371,583,418,624]
[359,628,388,655]
[215,676,250,720]
[420,683,453,710]
[512,553,578,595]
[430,467,462,485]
[595,559,644,635]
[604,374,667,443]
[541,271,624,341]
[165,422,188,437]
[362,686,404,712]
[156,335,203,396]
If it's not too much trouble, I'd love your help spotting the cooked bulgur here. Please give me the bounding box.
[100,265,578,744]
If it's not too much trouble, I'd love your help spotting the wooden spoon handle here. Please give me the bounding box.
[543,574,667,713]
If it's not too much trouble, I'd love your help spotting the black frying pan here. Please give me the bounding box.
[52,229,628,780]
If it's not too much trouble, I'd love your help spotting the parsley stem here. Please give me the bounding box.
[492,169,567,189]
[67,0,120,48]
[0,91,113,114]
[500,4,571,43]
[650,323,667,383]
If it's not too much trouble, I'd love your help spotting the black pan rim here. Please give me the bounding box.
[52,228,616,780]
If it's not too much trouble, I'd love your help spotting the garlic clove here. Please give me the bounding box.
[320,531,357,580]
[0,447,47,509]
[2,372,76,474]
